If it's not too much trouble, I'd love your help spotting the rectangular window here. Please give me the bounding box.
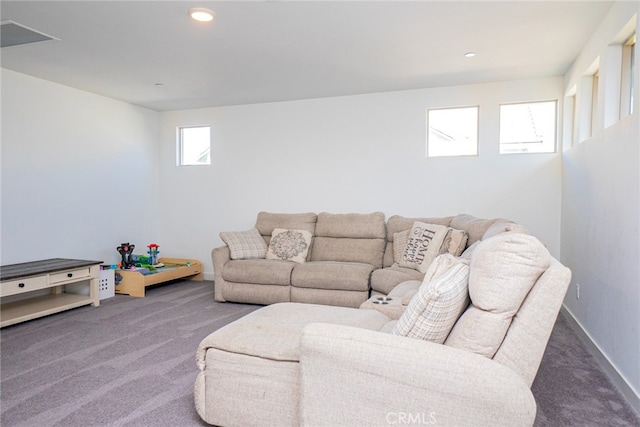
[499,101,557,154]
[577,58,600,142]
[591,71,599,136]
[427,106,479,157]
[621,33,636,117]
[178,126,210,166]
[563,89,576,150]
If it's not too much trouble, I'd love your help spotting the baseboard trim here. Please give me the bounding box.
[560,305,640,416]
[203,272,214,281]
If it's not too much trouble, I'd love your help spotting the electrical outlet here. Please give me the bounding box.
[576,283,580,300]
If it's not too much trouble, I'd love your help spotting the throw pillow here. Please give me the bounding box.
[422,251,466,283]
[399,222,449,273]
[219,228,268,260]
[395,227,468,265]
[266,228,313,263]
[392,229,410,264]
[439,228,469,256]
[393,254,470,343]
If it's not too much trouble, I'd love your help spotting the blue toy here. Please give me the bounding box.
[147,243,160,266]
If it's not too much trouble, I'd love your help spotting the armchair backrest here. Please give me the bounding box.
[492,257,571,386]
[442,230,571,387]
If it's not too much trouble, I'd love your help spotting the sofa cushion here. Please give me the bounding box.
[311,212,386,267]
[197,303,390,363]
[291,288,369,308]
[482,220,530,240]
[266,228,313,263]
[255,212,318,237]
[398,222,449,273]
[387,280,422,303]
[393,255,470,343]
[219,228,268,260]
[291,261,374,292]
[223,259,295,286]
[312,237,386,267]
[445,233,550,358]
[450,214,501,246]
[370,265,424,295]
[314,212,387,239]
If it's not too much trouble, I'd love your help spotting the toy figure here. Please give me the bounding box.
[147,243,160,266]
[117,242,135,269]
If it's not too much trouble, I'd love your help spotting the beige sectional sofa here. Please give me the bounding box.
[198,213,569,426]
[213,211,521,306]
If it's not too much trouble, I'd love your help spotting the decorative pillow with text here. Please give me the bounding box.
[399,222,449,273]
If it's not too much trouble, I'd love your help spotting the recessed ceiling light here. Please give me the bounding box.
[189,8,215,22]
[464,52,476,58]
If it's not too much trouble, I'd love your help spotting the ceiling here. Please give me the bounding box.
[1,1,613,111]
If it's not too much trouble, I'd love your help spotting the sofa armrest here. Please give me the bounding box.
[360,280,421,319]
[387,279,421,304]
[211,245,230,302]
[299,323,536,427]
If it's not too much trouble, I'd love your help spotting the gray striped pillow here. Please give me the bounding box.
[220,228,268,260]
[393,254,470,343]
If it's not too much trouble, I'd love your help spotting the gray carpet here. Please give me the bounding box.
[1,280,638,426]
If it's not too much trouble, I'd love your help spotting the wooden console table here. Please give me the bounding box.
[0,258,102,328]
[115,257,203,297]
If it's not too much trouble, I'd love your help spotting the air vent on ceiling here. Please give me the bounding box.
[1,20,58,48]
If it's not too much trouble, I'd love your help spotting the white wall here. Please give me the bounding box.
[159,77,564,277]
[1,69,161,266]
[561,2,640,404]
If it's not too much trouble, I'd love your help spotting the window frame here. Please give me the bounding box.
[498,100,558,154]
[177,125,211,166]
[591,70,600,136]
[426,105,479,158]
[620,33,636,117]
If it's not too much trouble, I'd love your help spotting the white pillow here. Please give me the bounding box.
[219,228,268,260]
[393,255,470,343]
[398,222,449,273]
[266,228,313,263]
